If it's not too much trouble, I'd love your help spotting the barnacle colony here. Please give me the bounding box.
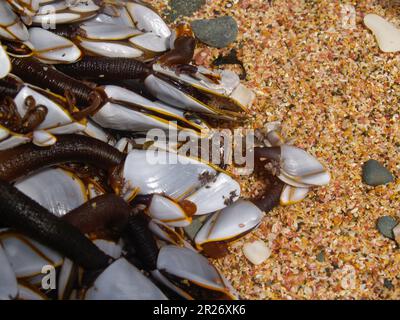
[0,0,330,300]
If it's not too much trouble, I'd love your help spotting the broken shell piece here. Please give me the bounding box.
[364,14,400,53]
[242,240,271,265]
[280,184,310,206]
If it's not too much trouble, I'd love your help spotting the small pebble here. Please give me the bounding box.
[364,14,400,53]
[316,250,325,262]
[362,160,394,186]
[384,278,394,290]
[242,240,271,265]
[376,216,397,240]
[191,16,238,48]
[167,0,205,20]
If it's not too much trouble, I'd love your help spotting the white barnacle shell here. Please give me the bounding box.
[147,194,192,227]
[184,172,241,216]
[0,42,11,79]
[194,200,264,249]
[85,258,167,300]
[0,1,29,41]
[156,245,238,299]
[25,27,82,64]
[278,145,331,187]
[0,243,18,300]
[125,2,171,39]
[0,232,63,278]
[122,149,217,200]
[15,168,88,217]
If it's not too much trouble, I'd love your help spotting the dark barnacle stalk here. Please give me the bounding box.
[0,134,125,182]
[0,180,111,270]
[123,213,159,272]
[56,56,152,81]
[10,56,106,120]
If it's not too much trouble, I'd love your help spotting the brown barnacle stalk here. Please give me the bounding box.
[62,194,131,239]
[158,24,196,67]
[251,177,284,212]
[0,96,22,132]
[0,94,48,134]
[19,96,48,134]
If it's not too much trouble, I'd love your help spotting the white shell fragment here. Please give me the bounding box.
[93,239,123,259]
[157,245,238,299]
[242,240,271,265]
[280,184,310,206]
[85,258,167,300]
[15,168,87,217]
[279,145,330,187]
[0,43,11,79]
[185,172,241,215]
[25,27,82,63]
[195,200,264,249]
[364,14,400,53]
[0,244,18,300]
[122,149,217,200]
